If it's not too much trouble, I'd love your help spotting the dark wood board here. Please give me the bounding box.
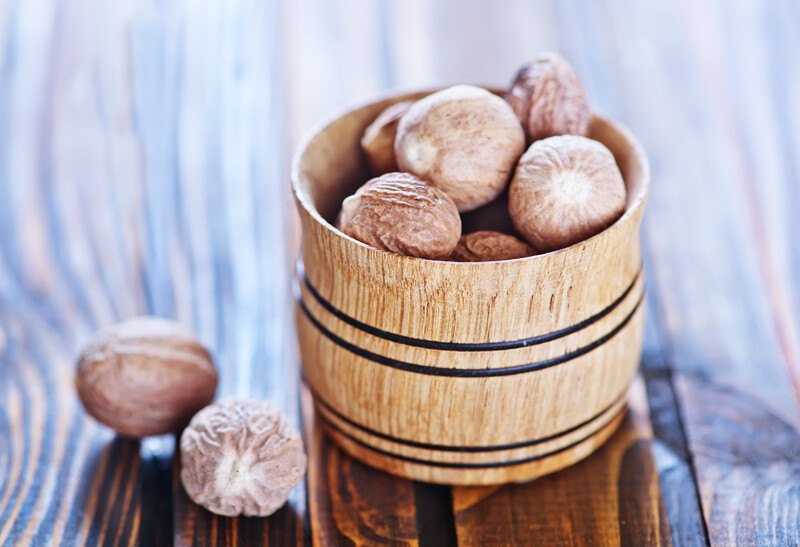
[452,381,670,547]
[1,0,798,545]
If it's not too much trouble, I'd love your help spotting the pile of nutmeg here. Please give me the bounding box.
[338,53,627,261]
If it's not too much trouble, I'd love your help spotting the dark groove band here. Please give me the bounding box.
[306,378,631,452]
[297,291,644,377]
[299,261,642,352]
[318,404,628,469]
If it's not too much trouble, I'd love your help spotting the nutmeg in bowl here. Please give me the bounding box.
[336,172,461,260]
[506,52,591,142]
[360,101,413,175]
[509,135,627,253]
[451,231,534,262]
[395,85,525,213]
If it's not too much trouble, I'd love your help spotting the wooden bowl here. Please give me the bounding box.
[292,89,649,485]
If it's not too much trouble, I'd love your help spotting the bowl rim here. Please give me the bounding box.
[291,86,650,266]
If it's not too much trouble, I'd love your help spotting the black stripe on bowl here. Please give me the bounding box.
[297,290,644,377]
[318,404,628,469]
[306,377,631,453]
[298,260,642,352]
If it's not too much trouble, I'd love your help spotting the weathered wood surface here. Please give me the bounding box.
[1,0,798,545]
[452,380,670,546]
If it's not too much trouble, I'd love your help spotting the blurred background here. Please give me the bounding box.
[1,0,799,544]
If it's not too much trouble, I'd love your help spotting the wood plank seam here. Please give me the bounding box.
[642,243,711,545]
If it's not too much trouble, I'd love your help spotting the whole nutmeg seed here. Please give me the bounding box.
[451,231,534,262]
[509,135,626,253]
[337,172,461,259]
[506,52,591,142]
[180,398,307,517]
[395,85,525,213]
[75,316,218,438]
[360,101,413,176]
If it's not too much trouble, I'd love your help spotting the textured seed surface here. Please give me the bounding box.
[395,85,525,213]
[509,135,626,252]
[506,52,591,142]
[75,316,218,438]
[361,101,413,175]
[451,230,535,262]
[337,172,461,259]
[180,398,307,517]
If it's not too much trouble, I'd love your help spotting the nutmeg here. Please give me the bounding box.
[361,101,413,175]
[337,172,461,259]
[395,85,525,213]
[75,316,218,438]
[451,231,534,262]
[180,398,307,517]
[506,52,591,142]
[509,135,626,252]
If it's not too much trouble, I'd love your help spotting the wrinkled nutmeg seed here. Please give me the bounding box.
[361,101,413,176]
[337,172,461,259]
[75,316,218,438]
[509,135,626,252]
[395,85,525,213]
[506,52,591,142]
[451,231,534,262]
[180,398,307,517]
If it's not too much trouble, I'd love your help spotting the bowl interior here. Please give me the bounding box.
[292,89,649,243]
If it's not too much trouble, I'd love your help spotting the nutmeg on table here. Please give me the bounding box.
[74,315,307,518]
[74,316,218,438]
[347,52,626,261]
[180,398,307,517]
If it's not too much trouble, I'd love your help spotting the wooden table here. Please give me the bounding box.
[1,0,799,545]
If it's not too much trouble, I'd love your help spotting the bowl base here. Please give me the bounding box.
[314,397,629,486]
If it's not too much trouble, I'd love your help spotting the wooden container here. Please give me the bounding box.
[292,89,649,485]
